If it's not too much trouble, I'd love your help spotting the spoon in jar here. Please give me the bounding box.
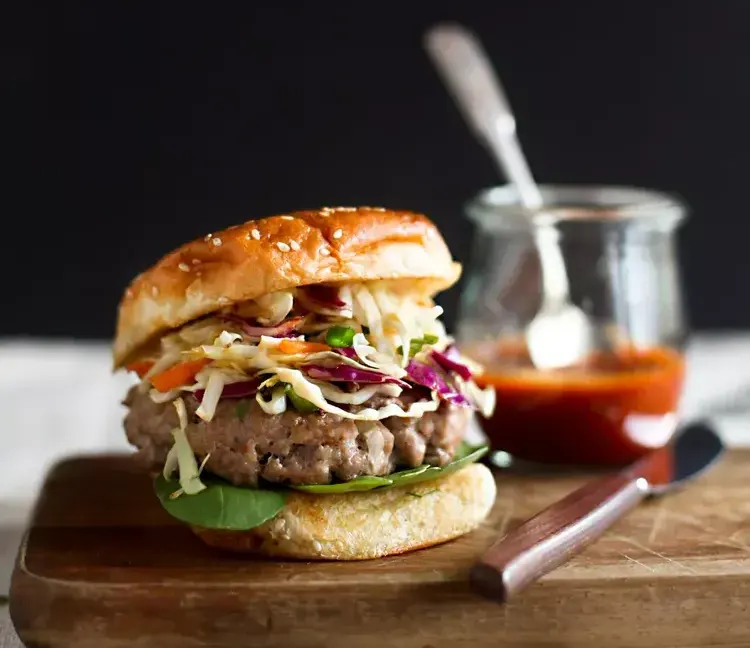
[424,23,594,369]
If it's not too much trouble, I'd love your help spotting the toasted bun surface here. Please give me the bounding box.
[191,463,496,560]
[114,207,461,368]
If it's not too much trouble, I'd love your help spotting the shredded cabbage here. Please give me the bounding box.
[163,443,179,480]
[171,427,206,495]
[372,287,413,368]
[352,285,388,353]
[305,346,406,380]
[256,381,288,415]
[259,367,439,420]
[141,280,495,420]
[339,285,353,315]
[216,330,242,347]
[174,397,188,429]
[168,398,206,496]
[316,381,402,405]
[254,291,294,326]
[458,377,497,418]
[196,370,225,422]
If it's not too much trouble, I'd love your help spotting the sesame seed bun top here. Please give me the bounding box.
[113,206,461,368]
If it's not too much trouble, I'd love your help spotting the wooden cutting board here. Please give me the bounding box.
[10,452,750,648]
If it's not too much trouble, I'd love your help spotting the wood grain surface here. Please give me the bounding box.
[10,452,750,648]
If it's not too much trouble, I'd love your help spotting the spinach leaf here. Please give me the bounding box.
[293,475,393,493]
[387,445,488,488]
[453,440,479,461]
[289,444,488,494]
[154,475,286,531]
[153,444,488,525]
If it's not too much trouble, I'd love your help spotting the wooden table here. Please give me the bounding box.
[10,450,750,648]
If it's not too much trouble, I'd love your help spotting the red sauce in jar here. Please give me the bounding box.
[464,341,686,466]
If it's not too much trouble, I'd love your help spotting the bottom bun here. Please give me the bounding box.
[191,463,496,560]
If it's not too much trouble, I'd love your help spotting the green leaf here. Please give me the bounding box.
[325,325,356,348]
[154,475,286,531]
[235,399,250,420]
[384,465,432,480]
[387,445,489,489]
[289,444,488,495]
[293,475,393,493]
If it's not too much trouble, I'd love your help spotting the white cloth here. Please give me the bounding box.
[2,335,750,645]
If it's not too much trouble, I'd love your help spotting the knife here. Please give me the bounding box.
[470,421,725,602]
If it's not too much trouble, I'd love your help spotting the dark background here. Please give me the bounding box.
[16,2,750,339]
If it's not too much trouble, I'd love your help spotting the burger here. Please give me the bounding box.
[114,207,497,559]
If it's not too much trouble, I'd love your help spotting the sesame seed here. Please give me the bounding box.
[289,240,300,251]
[192,258,201,265]
[320,248,331,256]
[250,229,261,240]
[280,215,294,221]
[212,237,222,246]
[178,263,190,272]
[152,286,159,297]
[335,206,356,212]
[217,296,229,305]
[373,207,386,212]
[204,233,213,241]
[277,242,290,252]
[332,229,343,239]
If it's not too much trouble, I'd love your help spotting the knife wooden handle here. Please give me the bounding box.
[471,471,650,602]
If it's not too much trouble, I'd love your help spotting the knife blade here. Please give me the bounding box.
[470,421,725,602]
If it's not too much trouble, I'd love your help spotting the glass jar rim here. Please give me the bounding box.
[465,184,687,231]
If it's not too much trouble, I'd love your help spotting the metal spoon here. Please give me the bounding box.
[424,23,594,369]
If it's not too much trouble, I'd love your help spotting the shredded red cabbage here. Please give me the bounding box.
[222,315,306,339]
[193,378,262,401]
[304,364,409,387]
[430,349,472,380]
[335,347,359,360]
[405,360,471,407]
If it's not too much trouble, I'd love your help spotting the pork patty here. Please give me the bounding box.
[123,387,470,486]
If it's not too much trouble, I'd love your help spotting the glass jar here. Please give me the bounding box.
[456,185,688,467]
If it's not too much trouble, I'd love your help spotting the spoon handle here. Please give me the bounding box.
[470,471,649,602]
[424,23,543,208]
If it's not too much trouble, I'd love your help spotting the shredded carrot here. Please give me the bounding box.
[125,360,154,378]
[150,359,211,393]
[278,339,330,355]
